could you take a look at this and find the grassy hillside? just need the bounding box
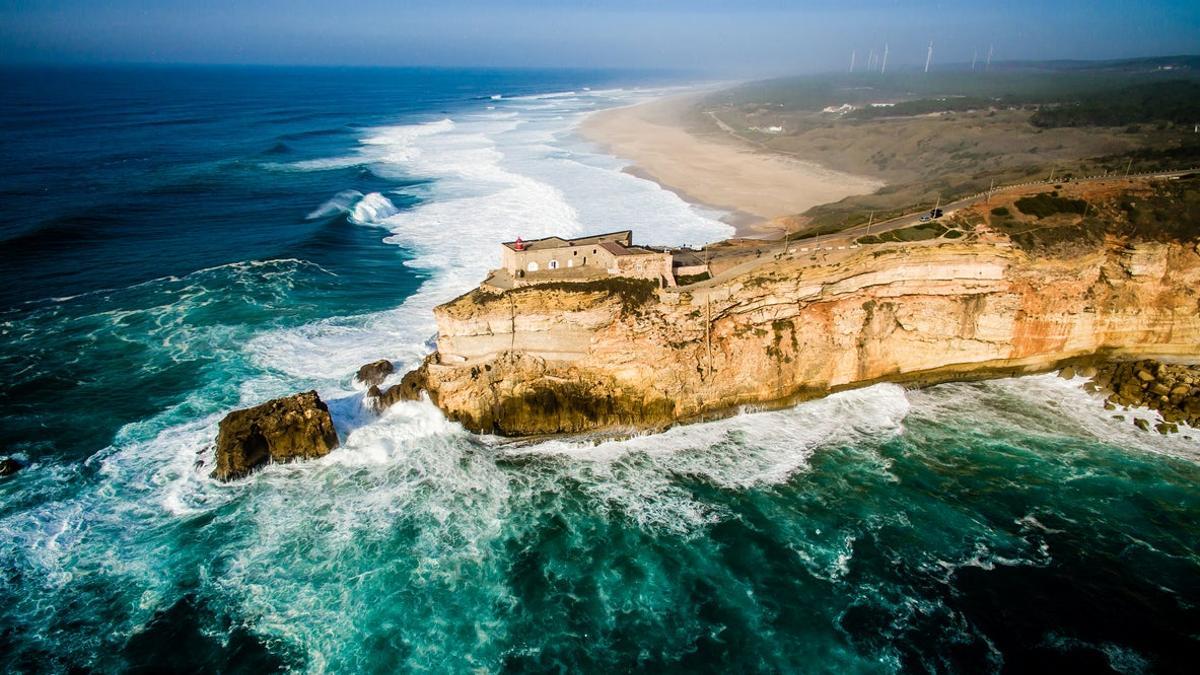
[694,57,1200,232]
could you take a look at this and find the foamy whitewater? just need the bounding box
[2,68,1198,673]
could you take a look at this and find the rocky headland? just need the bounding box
[393,178,1200,436]
[207,177,1200,474]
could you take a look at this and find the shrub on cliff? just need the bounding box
[511,277,660,313]
[1014,192,1088,219]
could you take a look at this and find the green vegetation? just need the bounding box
[674,271,711,286]
[697,57,1200,235]
[471,277,660,313]
[848,96,1005,120]
[1031,81,1200,128]
[992,177,1200,256]
[990,206,1010,217]
[1014,192,1089,218]
[524,278,660,313]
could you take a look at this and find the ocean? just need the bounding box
[1,65,1197,673]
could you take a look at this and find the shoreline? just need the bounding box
[579,91,884,238]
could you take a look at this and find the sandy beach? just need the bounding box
[580,93,883,236]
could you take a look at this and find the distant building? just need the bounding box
[821,103,855,115]
[499,230,675,286]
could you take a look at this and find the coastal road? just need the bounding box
[685,167,1198,288]
[789,168,1199,248]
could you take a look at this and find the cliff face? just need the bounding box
[400,228,1200,436]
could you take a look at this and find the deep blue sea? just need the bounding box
[1,66,1198,673]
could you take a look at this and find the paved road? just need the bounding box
[787,168,1198,249]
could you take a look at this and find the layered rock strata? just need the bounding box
[401,232,1200,436]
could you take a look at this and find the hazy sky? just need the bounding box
[2,1,1198,74]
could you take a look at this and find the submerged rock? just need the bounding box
[211,391,339,481]
[355,359,394,387]
[0,456,22,477]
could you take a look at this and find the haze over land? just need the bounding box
[2,0,1199,72]
[4,0,1200,672]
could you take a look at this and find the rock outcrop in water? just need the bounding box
[1086,360,1200,433]
[355,359,394,387]
[211,391,340,481]
[398,180,1200,436]
[0,456,22,477]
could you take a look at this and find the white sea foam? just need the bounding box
[244,85,730,411]
[350,192,399,223]
[306,189,363,219]
[13,82,1194,670]
[908,374,1200,462]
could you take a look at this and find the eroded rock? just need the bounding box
[211,391,339,481]
[0,457,22,477]
[355,359,394,387]
[400,228,1200,437]
[1086,360,1200,433]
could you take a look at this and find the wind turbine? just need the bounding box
[972,48,978,71]
[986,44,994,71]
[850,50,856,73]
[925,41,934,73]
[881,43,889,74]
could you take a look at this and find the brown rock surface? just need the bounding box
[355,359,394,387]
[1088,360,1200,433]
[211,391,340,481]
[393,190,1200,437]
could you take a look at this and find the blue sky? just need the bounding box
[1,1,1197,73]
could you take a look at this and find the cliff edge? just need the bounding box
[399,177,1200,436]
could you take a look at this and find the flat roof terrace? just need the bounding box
[502,230,632,251]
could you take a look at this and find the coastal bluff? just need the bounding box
[397,185,1200,437]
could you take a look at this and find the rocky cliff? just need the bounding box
[399,181,1200,436]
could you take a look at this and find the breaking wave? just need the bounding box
[5,76,1199,673]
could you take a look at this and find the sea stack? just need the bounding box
[211,391,340,481]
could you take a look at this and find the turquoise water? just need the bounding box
[1,67,1198,673]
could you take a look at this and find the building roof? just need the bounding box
[670,249,705,266]
[598,241,656,257]
[502,229,632,252]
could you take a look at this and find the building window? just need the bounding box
[527,262,538,272]
[548,260,559,270]
[567,259,574,268]
[573,250,578,256]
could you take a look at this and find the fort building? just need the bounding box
[499,230,677,287]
